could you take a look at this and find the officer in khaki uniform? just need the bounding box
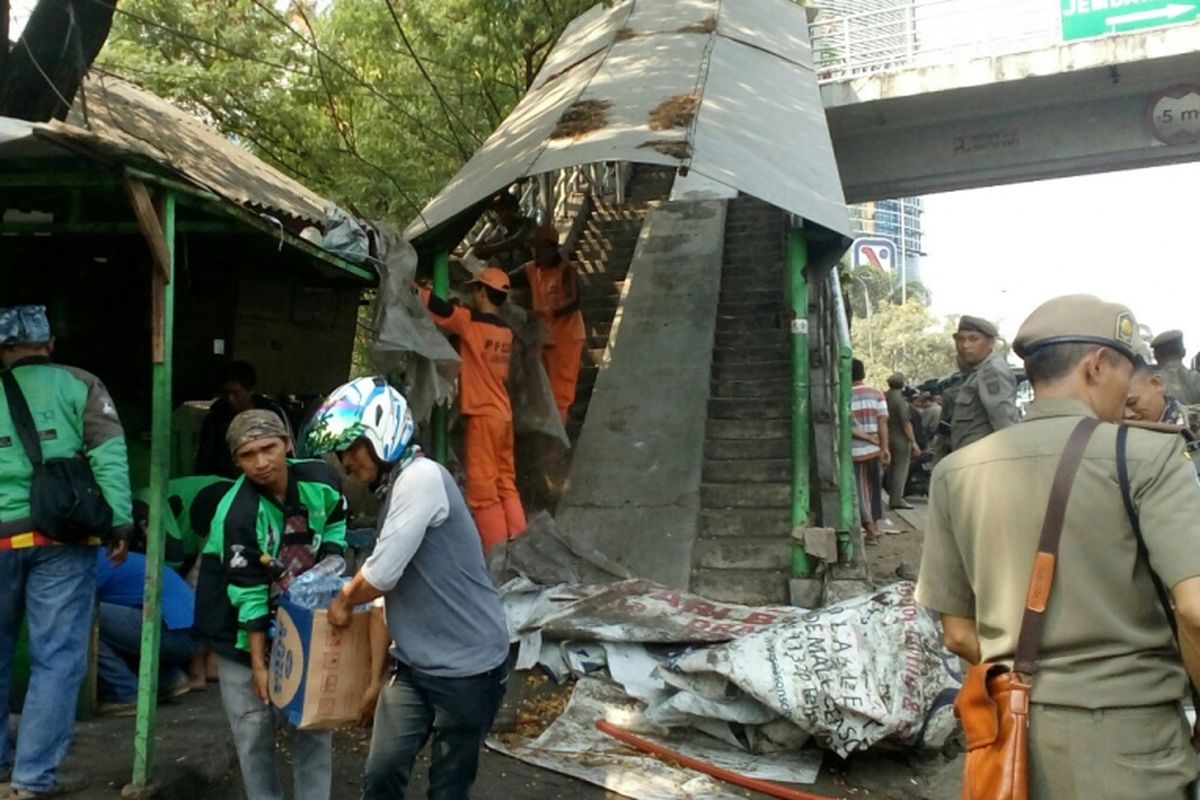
[1152,329,1200,405]
[918,295,1200,800]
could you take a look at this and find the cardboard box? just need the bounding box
[269,597,372,730]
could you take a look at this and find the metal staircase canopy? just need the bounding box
[404,0,852,270]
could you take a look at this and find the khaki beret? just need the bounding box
[1151,329,1184,349]
[957,315,998,338]
[1013,294,1141,361]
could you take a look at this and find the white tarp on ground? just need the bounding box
[488,678,823,799]
[500,578,962,760]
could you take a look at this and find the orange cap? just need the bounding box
[469,267,511,293]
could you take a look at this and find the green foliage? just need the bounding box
[846,265,930,318]
[97,0,598,224]
[850,300,958,389]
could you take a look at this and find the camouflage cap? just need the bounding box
[226,409,289,456]
[0,305,51,346]
[1151,329,1184,349]
[957,315,998,338]
[1013,294,1142,362]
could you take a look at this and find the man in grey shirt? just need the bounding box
[307,377,509,800]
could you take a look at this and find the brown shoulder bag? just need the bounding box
[954,417,1099,800]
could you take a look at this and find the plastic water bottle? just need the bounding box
[285,556,348,610]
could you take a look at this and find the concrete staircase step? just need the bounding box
[711,359,789,381]
[715,300,787,318]
[719,288,782,304]
[704,438,791,460]
[707,397,788,420]
[689,568,790,605]
[692,537,793,570]
[701,482,790,509]
[710,377,791,398]
[715,313,787,333]
[699,508,792,538]
[711,345,789,366]
[702,457,791,483]
[715,329,788,349]
[705,417,789,440]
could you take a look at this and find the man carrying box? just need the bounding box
[194,410,348,800]
[303,377,509,800]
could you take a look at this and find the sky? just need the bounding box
[920,161,1200,355]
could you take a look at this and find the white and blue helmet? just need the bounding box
[302,376,413,463]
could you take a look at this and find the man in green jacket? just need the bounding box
[0,305,133,799]
[194,410,347,800]
[133,475,233,577]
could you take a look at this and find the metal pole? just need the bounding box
[132,190,175,787]
[829,268,857,563]
[431,248,450,464]
[788,229,810,578]
[899,202,908,305]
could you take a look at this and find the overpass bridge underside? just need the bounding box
[822,24,1200,202]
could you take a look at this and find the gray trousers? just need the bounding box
[216,657,332,800]
[886,440,911,507]
[1028,702,1198,799]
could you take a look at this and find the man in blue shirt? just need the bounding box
[95,550,199,714]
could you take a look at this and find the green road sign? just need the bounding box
[1061,1,1200,41]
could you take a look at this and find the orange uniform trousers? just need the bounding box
[464,414,526,552]
[543,328,585,425]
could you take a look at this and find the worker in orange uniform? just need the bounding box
[419,268,527,551]
[509,225,586,425]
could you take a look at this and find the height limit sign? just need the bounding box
[1148,85,1200,145]
[1061,1,1200,41]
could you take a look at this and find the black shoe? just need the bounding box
[890,501,915,510]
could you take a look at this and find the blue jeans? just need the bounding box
[363,660,507,800]
[97,602,198,703]
[0,546,97,793]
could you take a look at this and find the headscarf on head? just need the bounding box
[226,409,289,456]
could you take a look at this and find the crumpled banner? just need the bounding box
[500,579,962,758]
[665,582,962,757]
[487,678,823,800]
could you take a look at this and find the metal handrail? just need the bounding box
[811,0,1062,82]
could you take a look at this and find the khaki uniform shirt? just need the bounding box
[885,389,912,451]
[917,397,1200,708]
[949,351,1019,451]
[1158,361,1200,405]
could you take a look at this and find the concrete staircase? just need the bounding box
[690,196,794,605]
[567,166,676,441]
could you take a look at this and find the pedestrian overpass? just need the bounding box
[810,0,1200,202]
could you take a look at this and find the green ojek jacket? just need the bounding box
[0,357,133,540]
[195,459,347,657]
[133,475,234,573]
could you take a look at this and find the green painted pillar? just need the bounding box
[431,249,450,464]
[132,191,175,787]
[787,229,811,578]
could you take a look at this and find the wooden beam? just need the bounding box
[123,177,171,283]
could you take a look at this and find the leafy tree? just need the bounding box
[846,264,930,319]
[851,299,958,388]
[95,0,597,223]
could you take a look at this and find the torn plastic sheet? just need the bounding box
[666,582,962,757]
[368,226,459,425]
[487,678,823,799]
[500,578,961,758]
[508,578,805,644]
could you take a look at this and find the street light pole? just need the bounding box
[855,275,874,359]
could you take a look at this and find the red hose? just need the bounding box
[594,719,846,800]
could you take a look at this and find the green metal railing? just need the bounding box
[829,267,856,561]
[787,229,811,578]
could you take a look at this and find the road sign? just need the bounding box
[851,237,895,272]
[1061,1,1200,42]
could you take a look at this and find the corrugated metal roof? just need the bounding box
[404,0,851,255]
[1,74,331,229]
